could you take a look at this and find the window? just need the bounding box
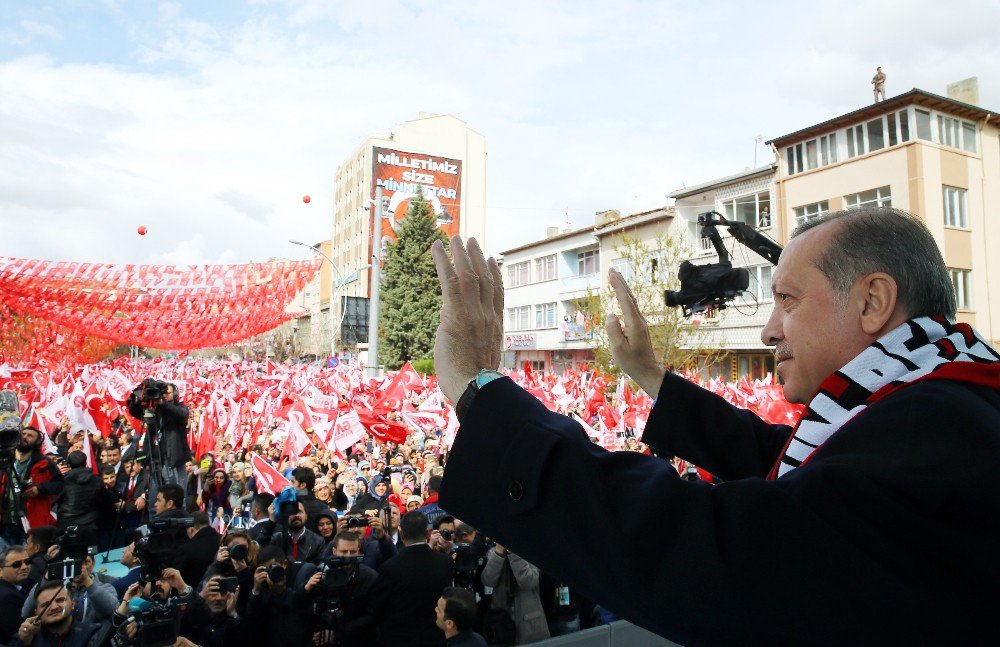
[898,110,910,142]
[962,122,978,153]
[577,250,600,275]
[938,115,962,149]
[534,255,557,282]
[793,200,829,226]
[507,262,530,287]
[507,306,531,330]
[611,257,633,282]
[915,109,932,141]
[943,186,968,228]
[887,112,897,146]
[534,303,556,329]
[845,186,891,209]
[787,134,837,175]
[741,265,773,303]
[722,191,770,227]
[866,118,885,152]
[738,353,775,381]
[846,125,865,158]
[949,269,972,310]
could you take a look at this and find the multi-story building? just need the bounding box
[331,113,487,362]
[667,86,1000,379]
[668,166,780,381]
[769,88,999,348]
[499,222,603,372]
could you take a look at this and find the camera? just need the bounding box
[439,530,454,541]
[344,516,369,529]
[317,555,363,594]
[452,543,482,591]
[116,595,186,647]
[0,391,22,465]
[218,576,239,594]
[266,563,286,583]
[274,486,299,518]
[227,542,249,562]
[134,379,168,406]
[46,525,91,581]
[134,517,195,583]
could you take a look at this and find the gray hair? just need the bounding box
[0,545,28,565]
[791,206,956,320]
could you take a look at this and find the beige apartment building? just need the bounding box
[769,88,999,349]
[328,113,487,359]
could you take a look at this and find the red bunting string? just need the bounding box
[0,256,321,362]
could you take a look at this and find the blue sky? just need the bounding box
[2,0,997,265]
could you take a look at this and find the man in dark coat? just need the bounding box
[430,213,1000,645]
[290,467,333,532]
[174,511,220,587]
[369,511,453,646]
[56,451,104,547]
[127,381,190,489]
[0,545,32,641]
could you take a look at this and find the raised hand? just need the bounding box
[430,237,504,404]
[606,269,665,398]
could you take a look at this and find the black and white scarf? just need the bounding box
[769,316,999,480]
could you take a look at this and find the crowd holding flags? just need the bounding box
[0,356,803,463]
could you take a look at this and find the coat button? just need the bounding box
[508,480,524,501]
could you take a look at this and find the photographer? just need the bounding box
[11,426,64,534]
[12,580,113,647]
[21,550,118,627]
[299,531,378,647]
[111,568,216,647]
[126,380,190,489]
[481,546,549,644]
[151,484,189,544]
[199,528,258,613]
[245,545,312,646]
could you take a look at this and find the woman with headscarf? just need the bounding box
[349,474,388,514]
[202,467,232,519]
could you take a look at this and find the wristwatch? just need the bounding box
[455,369,503,423]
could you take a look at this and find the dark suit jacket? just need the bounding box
[174,525,221,588]
[439,375,1000,646]
[0,580,26,642]
[369,543,453,646]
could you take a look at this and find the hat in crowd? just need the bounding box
[212,467,227,477]
[358,460,370,469]
[232,462,246,472]
[315,509,337,524]
[315,477,333,490]
[407,495,423,506]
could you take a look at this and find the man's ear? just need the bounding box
[854,272,900,336]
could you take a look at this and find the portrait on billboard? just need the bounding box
[371,147,463,246]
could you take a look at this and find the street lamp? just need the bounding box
[289,239,369,358]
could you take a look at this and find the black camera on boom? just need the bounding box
[664,211,783,316]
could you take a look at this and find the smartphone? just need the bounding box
[218,577,239,594]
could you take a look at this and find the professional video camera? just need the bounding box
[115,594,188,647]
[274,485,299,517]
[132,379,169,408]
[313,554,365,642]
[47,525,91,581]
[452,542,482,591]
[664,211,783,316]
[133,516,195,583]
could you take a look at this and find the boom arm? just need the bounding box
[700,211,782,266]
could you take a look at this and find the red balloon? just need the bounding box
[302,195,311,204]
[137,226,148,236]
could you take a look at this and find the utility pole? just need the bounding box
[367,185,383,378]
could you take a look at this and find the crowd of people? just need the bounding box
[0,368,656,646]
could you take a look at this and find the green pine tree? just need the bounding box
[378,187,449,370]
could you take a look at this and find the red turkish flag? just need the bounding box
[250,452,289,495]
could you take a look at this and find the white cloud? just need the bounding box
[0,0,997,267]
[20,20,61,40]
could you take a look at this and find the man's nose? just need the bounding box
[761,306,783,346]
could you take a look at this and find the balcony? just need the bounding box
[560,273,600,299]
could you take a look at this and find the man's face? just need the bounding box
[19,428,39,451]
[202,580,228,614]
[106,448,121,465]
[154,491,170,514]
[164,385,175,401]
[435,597,450,632]
[102,472,117,488]
[288,504,307,530]
[35,587,72,626]
[761,224,872,404]
[333,539,360,558]
[1,550,30,585]
[120,542,139,567]
[387,506,400,532]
